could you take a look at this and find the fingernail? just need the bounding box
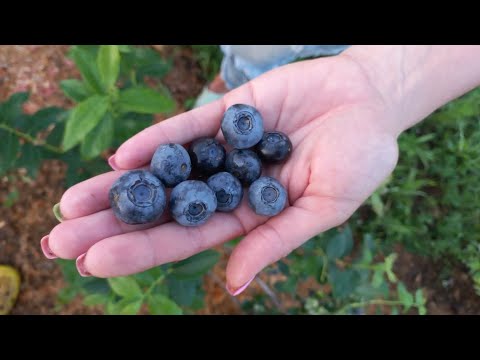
[40,235,58,259]
[226,276,255,296]
[52,203,64,222]
[76,253,91,277]
[108,155,120,171]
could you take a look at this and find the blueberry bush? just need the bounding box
[1,45,478,314]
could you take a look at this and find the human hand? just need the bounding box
[42,51,407,295]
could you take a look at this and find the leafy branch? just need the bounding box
[0,123,63,154]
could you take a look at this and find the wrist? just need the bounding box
[342,45,480,134]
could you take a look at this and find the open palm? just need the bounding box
[45,54,400,293]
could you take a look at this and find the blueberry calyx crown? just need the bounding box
[261,186,279,203]
[127,177,159,207]
[216,189,232,205]
[267,133,282,143]
[234,111,254,134]
[185,201,208,222]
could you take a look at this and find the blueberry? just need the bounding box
[109,170,167,224]
[221,104,264,149]
[170,180,217,227]
[225,149,262,186]
[207,172,243,212]
[150,143,192,187]
[248,176,287,216]
[189,137,226,175]
[255,131,292,163]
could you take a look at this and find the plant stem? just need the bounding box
[143,268,172,298]
[144,275,166,298]
[0,123,64,154]
[315,248,329,282]
[254,277,287,314]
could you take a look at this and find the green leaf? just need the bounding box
[119,298,143,315]
[371,269,384,288]
[62,95,109,151]
[118,86,175,114]
[326,226,354,259]
[80,112,114,160]
[415,289,426,306]
[83,278,110,295]
[171,250,220,280]
[60,79,90,102]
[97,45,120,90]
[105,297,142,315]
[83,293,109,306]
[120,46,171,81]
[106,299,117,315]
[274,276,297,294]
[114,112,153,146]
[19,107,67,136]
[17,143,43,178]
[166,277,201,307]
[57,259,95,287]
[354,283,386,299]
[118,45,132,53]
[147,294,182,315]
[0,92,29,126]
[328,265,361,299]
[418,305,427,315]
[278,261,290,276]
[384,254,398,283]
[397,282,414,312]
[57,287,81,305]
[61,152,111,187]
[361,234,376,264]
[69,46,104,93]
[0,130,19,175]
[370,192,384,217]
[134,267,164,288]
[108,276,142,299]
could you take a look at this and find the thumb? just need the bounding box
[225,196,353,295]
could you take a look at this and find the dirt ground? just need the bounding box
[1,45,479,315]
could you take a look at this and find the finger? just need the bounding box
[113,100,226,170]
[76,202,262,278]
[47,208,170,259]
[59,170,132,220]
[225,196,358,294]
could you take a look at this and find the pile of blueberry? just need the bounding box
[109,104,292,227]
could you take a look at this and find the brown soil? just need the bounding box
[1,45,479,315]
[393,246,480,315]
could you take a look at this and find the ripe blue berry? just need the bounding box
[221,104,264,149]
[225,149,262,186]
[207,172,243,212]
[189,137,226,175]
[248,176,287,216]
[256,131,292,163]
[109,170,167,224]
[170,180,217,227]
[150,144,191,187]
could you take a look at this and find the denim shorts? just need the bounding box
[220,45,350,89]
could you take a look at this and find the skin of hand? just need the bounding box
[42,45,480,295]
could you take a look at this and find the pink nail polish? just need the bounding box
[108,155,120,171]
[76,253,91,277]
[226,276,255,296]
[40,235,58,259]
